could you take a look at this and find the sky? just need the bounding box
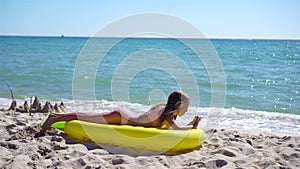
[0,0,299,39]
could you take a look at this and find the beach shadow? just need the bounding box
[57,130,201,157]
[59,132,103,151]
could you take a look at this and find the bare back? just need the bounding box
[133,104,166,127]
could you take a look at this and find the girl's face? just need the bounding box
[178,101,190,116]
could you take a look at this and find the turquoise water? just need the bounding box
[0,36,299,114]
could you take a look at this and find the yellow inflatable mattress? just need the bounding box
[64,120,205,154]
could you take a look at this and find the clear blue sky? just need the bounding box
[1,0,299,39]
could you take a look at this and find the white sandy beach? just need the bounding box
[0,103,300,169]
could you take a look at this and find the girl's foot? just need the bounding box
[40,112,56,133]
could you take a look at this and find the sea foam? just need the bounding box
[1,97,299,135]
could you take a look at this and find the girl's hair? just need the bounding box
[158,91,190,125]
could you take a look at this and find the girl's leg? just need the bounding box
[41,112,79,133]
[76,108,138,125]
[41,109,138,133]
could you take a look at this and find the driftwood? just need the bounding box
[7,82,15,101]
[6,82,16,114]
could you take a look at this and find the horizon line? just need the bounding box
[1,34,300,41]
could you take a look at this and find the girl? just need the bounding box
[41,91,201,133]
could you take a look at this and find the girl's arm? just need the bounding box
[166,116,201,130]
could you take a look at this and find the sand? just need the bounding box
[1,108,300,169]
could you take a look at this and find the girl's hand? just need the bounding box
[188,116,201,128]
[193,116,201,128]
[188,116,198,125]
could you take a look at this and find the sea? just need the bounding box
[0,36,299,134]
